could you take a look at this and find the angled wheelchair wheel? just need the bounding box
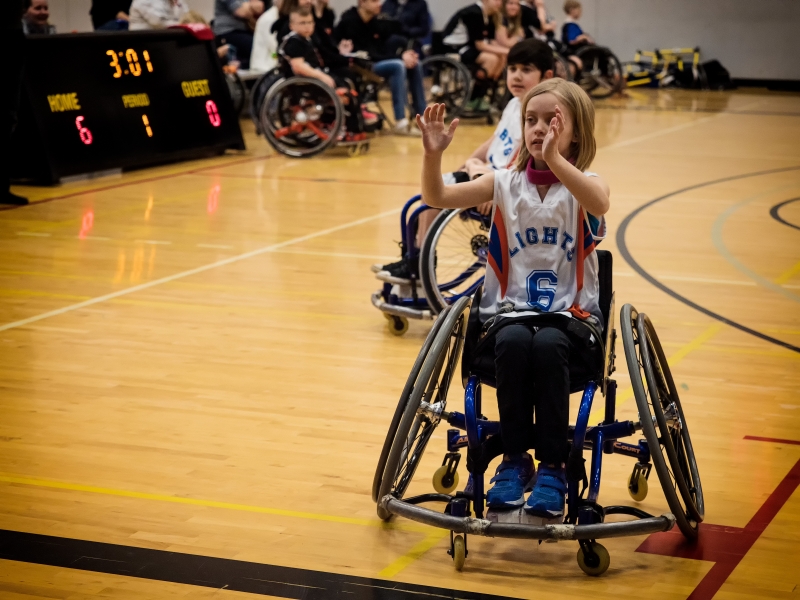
[621,304,704,539]
[576,46,624,99]
[553,52,573,82]
[260,77,343,158]
[225,71,246,116]
[375,297,471,520]
[250,69,284,133]
[420,208,489,315]
[421,56,473,121]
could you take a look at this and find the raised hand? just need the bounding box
[416,104,459,155]
[542,104,565,164]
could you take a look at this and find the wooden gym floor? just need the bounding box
[1,88,799,599]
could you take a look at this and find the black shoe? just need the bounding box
[380,257,411,279]
[2,191,29,205]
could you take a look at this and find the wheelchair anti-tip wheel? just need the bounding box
[621,304,704,539]
[421,56,473,121]
[260,77,344,158]
[387,315,409,336]
[373,297,470,520]
[576,46,624,99]
[420,209,489,315]
[577,542,610,576]
[451,534,466,571]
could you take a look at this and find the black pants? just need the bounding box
[493,323,600,465]
[218,30,254,69]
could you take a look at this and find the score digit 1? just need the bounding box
[206,100,221,127]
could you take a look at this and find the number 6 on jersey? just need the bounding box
[527,270,558,310]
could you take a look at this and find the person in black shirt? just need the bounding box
[312,0,334,36]
[90,0,132,29]
[442,0,508,97]
[2,0,28,204]
[380,0,431,44]
[334,0,426,135]
[280,8,365,139]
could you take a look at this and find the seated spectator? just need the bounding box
[213,0,265,69]
[442,0,507,111]
[334,0,426,136]
[380,0,431,45]
[496,0,525,48]
[561,0,592,48]
[273,0,344,64]
[251,0,281,71]
[22,0,55,34]
[520,0,556,40]
[129,0,189,30]
[312,0,335,36]
[279,7,365,140]
[90,0,132,30]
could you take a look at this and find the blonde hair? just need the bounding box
[563,0,581,14]
[503,0,522,39]
[514,78,596,173]
[180,10,209,25]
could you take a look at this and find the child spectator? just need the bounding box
[416,78,609,517]
[129,0,189,30]
[279,7,365,141]
[334,0,427,136]
[496,0,525,48]
[22,0,55,34]
[213,0,265,69]
[374,39,554,279]
[251,0,281,71]
[561,0,592,48]
[441,0,507,112]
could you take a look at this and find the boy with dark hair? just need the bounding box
[373,38,555,279]
[280,7,365,141]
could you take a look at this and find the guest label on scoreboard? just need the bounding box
[181,79,211,98]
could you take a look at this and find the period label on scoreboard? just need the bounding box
[13,30,244,184]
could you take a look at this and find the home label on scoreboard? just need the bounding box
[12,29,245,185]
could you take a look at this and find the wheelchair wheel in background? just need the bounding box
[420,208,489,315]
[225,71,246,116]
[375,296,471,520]
[250,70,283,134]
[260,77,343,158]
[421,56,473,121]
[621,304,704,539]
[575,46,624,98]
[553,52,573,81]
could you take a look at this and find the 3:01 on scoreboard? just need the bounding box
[106,48,154,77]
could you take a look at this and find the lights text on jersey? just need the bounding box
[122,93,150,108]
[182,79,211,98]
[205,100,221,127]
[75,116,93,144]
[48,93,81,112]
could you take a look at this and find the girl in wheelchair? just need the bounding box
[416,78,609,517]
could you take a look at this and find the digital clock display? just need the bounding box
[12,30,244,184]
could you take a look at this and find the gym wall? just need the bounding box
[51,0,800,81]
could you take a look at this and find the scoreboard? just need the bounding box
[12,29,245,184]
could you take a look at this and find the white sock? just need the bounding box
[395,118,409,130]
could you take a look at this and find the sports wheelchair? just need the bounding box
[249,62,373,158]
[569,45,625,99]
[372,250,704,575]
[371,196,489,335]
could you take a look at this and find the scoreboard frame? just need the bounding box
[12,29,246,185]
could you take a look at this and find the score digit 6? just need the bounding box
[75,116,93,145]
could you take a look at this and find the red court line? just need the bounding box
[637,436,800,600]
[2,154,274,212]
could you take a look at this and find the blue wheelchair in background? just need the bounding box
[371,195,490,335]
[372,250,704,575]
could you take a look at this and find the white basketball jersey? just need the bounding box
[480,168,607,327]
[486,97,522,170]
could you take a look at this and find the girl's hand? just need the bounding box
[542,104,565,164]
[416,104,459,155]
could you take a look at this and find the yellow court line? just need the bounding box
[378,530,451,579]
[775,260,800,285]
[0,473,429,535]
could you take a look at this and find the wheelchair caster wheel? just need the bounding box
[628,471,649,502]
[387,316,409,336]
[577,542,610,576]
[432,464,459,495]
[451,535,466,571]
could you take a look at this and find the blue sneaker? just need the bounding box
[486,455,535,508]
[525,465,567,517]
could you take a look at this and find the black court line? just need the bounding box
[0,529,518,600]
[616,165,800,354]
[769,197,800,231]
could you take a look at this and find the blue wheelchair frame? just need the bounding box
[371,195,488,323]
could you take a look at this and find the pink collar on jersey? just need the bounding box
[525,157,574,185]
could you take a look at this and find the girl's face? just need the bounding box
[524,92,578,163]
[504,0,520,18]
